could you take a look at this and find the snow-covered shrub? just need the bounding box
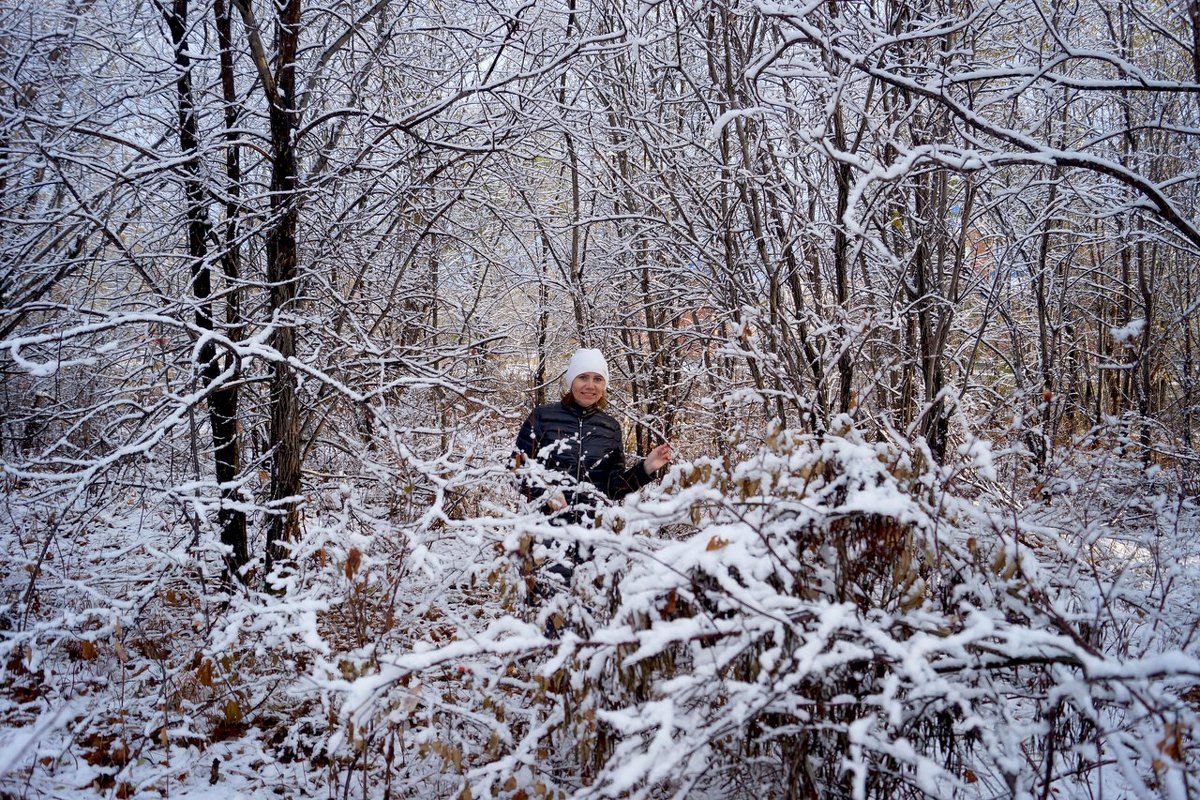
[571,426,1199,799]
[556,424,971,799]
[327,422,1200,800]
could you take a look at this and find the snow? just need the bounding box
[1110,318,1146,344]
[0,701,82,776]
[4,0,1200,797]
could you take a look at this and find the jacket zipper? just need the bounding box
[576,412,584,486]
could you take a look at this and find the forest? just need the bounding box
[2,0,1200,797]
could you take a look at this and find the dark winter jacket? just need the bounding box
[513,398,653,514]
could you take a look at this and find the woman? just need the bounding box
[513,348,673,522]
[514,349,673,614]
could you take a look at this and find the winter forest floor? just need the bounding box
[3,420,1200,799]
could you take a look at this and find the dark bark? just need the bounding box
[830,107,854,416]
[231,0,304,575]
[265,0,304,575]
[912,172,949,462]
[705,6,769,421]
[1192,0,1200,84]
[161,0,248,576]
[535,258,549,408]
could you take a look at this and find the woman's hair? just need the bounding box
[562,391,607,409]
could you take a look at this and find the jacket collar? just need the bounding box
[561,397,600,418]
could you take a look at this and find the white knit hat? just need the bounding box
[563,348,609,390]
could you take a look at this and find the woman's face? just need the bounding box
[570,372,606,408]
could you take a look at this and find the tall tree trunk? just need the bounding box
[212,0,248,570]
[1182,268,1196,452]
[560,0,589,338]
[705,5,769,420]
[912,171,949,461]
[162,0,248,576]
[535,246,550,407]
[830,106,854,416]
[1135,236,1155,455]
[266,0,303,575]
[233,0,304,575]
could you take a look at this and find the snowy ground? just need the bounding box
[4,431,1200,798]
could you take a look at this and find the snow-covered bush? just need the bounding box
[325,422,1200,799]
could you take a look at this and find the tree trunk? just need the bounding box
[162,0,248,577]
[232,0,304,575]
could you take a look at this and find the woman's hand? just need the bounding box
[546,491,567,512]
[644,442,674,473]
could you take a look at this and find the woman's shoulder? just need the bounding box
[528,400,574,426]
[585,407,622,432]
[533,399,569,415]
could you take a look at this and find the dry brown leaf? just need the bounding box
[345,548,362,580]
